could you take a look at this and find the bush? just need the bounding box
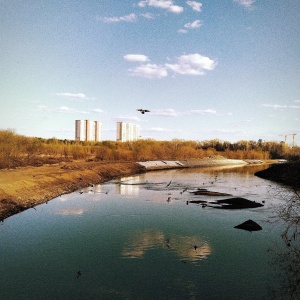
[0,129,298,169]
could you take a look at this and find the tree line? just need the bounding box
[0,129,299,169]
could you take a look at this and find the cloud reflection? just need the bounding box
[55,208,85,216]
[122,229,212,263]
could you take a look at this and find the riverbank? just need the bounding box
[0,158,274,221]
[0,161,144,221]
[255,160,300,188]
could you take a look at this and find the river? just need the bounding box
[0,165,297,299]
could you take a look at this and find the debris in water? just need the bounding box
[212,197,264,209]
[190,189,231,196]
[234,219,262,232]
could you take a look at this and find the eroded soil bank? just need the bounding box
[0,158,289,221]
[0,161,145,221]
[255,160,300,188]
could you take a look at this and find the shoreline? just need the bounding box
[0,161,144,221]
[0,158,273,221]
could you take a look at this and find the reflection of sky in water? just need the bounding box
[122,229,212,263]
[0,164,290,300]
[0,165,291,299]
[58,164,288,217]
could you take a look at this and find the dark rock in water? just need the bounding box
[234,219,262,232]
[189,200,208,204]
[190,189,231,196]
[211,197,264,209]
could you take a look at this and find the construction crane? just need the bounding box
[279,133,297,147]
[291,133,297,148]
[279,134,288,144]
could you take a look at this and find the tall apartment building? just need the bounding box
[75,120,102,142]
[116,122,140,142]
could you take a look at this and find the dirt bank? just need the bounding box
[0,160,145,221]
[0,158,273,221]
[255,160,300,188]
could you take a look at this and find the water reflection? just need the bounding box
[55,208,85,216]
[270,244,300,300]
[117,176,141,196]
[1,165,292,299]
[269,188,300,299]
[122,229,212,263]
[179,164,270,175]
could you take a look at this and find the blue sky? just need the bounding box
[1,0,299,144]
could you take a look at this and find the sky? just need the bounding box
[1,0,300,144]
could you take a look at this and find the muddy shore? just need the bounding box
[0,161,144,221]
[0,158,281,221]
[255,160,300,188]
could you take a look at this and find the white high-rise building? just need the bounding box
[116,122,139,142]
[75,120,102,142]
[93,120,102,142]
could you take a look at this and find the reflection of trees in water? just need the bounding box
[269,188,300,300]
[122,229,212,263]
[270,244,300,299]
[276,189,300,246]
[179,164,269,175]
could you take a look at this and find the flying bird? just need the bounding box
[166,180,172,187]
[137,109,150,114]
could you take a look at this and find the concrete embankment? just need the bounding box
[138,158,248,171]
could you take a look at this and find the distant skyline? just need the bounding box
[1,0,299,144]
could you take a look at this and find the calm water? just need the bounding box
[0,165,295,299]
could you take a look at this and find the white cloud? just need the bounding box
[55,93,88,100]
[294,100,300,103]
[39,105,89,114]
[93,108,105,113]
[124,54,150,62]
[141,12,155,19]
[233,0,255,9]
[138,0,184,14]
[189,109,216,114]
[184,19,202,29]
[129,63,168,79]
[263,104,300,109]
[112,116,141,122]
[100,13,137,23]
[142,108,217,116]
[263,104,287,109]
[125,53,216,78]
[178,29,188,34]
[186,1,202,12]
[151,109,180,116]
[165,53,216,75]
[168,4,184,13]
